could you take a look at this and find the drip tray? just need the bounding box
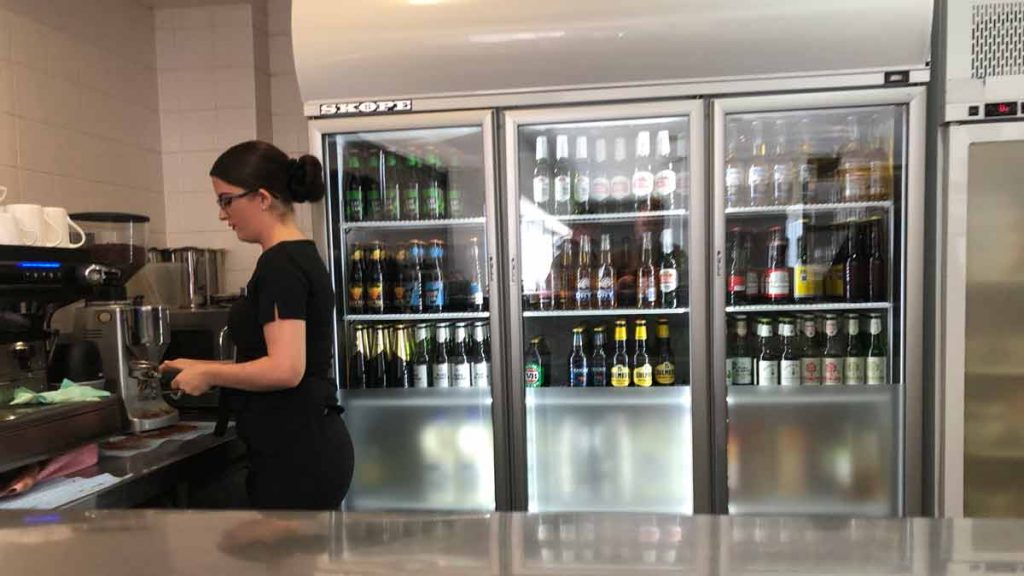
[0,397,123,474]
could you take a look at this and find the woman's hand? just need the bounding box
[160,359,216,396]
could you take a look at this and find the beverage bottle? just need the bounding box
[392,245,409,312]
[728,316,753,386]
[362,324,377,385]
[424,240,446,312]
[533,136,552,212]
[538,236,556,311]
[364,147,383,220]
[422,151,446,219]
[632,131,655,212]
[838,115,869,203]
[569,327,589,387]
[754,319,779,386]
[868,220,886,302]
[744,232,761,304]
[596,233,617,309]
[822,314,845,385]
[348,244,366,314]
[866,313,887,385]
[725,125,747,208]
[450,323,472,388]
[843,221,868,302]
[620,236,638,309]
[654,318,676,386]
[349,325,367,389]
[345,147,365,222]
[844,314,866,385]
[557,237,576,310]
[525,336,545,388]
[371,324,389,388]
[447,156,464,219]
[771,120,795,206]
[764,226,790,303]
[468,236,485,312]
[553,134,573,216]
[590,326,609,387]
[631,320,653,387]
[726,227,747,305]
[637,231,658,308]
[575,234,594,310]
[798,311,823,383]
[748,120,771,207]
[367,242,385,314]
[432,323,451,388]
[572,135,590,214]
[383,150,402,220]
[610,320,631,387]
[480,320,491,359]
[590,138,610,213]
[796,118,818,204]
[827,225,848,301]
[471,322,490,388]
[653,130,677,212]
[867,114,892,201]
[675,132,691,209]
[658,228,679,308]
[412,323,431,388]
[401,154,421,220]
[779,318,801,386]
[610,136,631,213]
[792,233,819,303]
[407,240,425,313]
[392,325,413,388]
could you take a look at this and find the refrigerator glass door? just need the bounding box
[713,88,925,516]
[315,111,504,511]
[505,101,706,513]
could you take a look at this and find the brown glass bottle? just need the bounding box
[575,234,594,309]
[557,237,576,310]
[843,221,868,302]
[596,233,617,309]
[868,220,886,302]
[727,227,747,305]
[764,226,790,304]
[637,231,658,308]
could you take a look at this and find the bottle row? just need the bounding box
[525,319,685,388]
[727,313,889,387]
[724,114,895,208]
[533,515,688,566]
[348,238,486,314]
[348,321,491,390]
[525,229,687,311]
[530,129,690,215]
[344,144,470,223]
[727,218,886,305]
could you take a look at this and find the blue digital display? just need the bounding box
[23,513,62,525]
[17,261,61,269]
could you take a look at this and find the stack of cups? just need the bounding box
[0,186,86,247]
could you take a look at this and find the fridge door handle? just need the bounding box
[715,249,723,277]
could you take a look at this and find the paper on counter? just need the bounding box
[99,421,218,458]
[0,473,124,510]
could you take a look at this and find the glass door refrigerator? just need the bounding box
[310,110,508,511]
[503,100,708,514]
[711,88,926,516]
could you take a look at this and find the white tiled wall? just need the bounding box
[0,0,165,240]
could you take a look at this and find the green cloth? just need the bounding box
[10,380,111,405]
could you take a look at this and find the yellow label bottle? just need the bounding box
[632,320,652,387]
[654,319,676,385]
[610,320,630,387]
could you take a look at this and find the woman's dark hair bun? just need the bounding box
[287,155,326,204]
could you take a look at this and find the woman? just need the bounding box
[161,140,354,510]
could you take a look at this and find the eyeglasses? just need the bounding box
[216,189,257,209]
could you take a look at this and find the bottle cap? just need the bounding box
[614,137,627,162]
[656,130,672,157]
[574,135,588,159]
[556,135,569,159]
[594,138,607,163]
[535,136,549,161]
[635,131,651,157]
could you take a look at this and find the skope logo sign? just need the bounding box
[318,100,413,116]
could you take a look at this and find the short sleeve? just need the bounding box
[256,251,310,326]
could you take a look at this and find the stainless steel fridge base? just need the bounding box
[345,312,491,322]
[523,308,689,318]
[343,217,486,230]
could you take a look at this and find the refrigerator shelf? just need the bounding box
[724,201,892,216]
[725,302,891,314]
[343,217,487,230]
[727,384,897,407]
[345,311,490,322]
[522,208,688,224]
[523,307,689,318]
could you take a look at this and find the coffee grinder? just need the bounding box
[71,213,179,433]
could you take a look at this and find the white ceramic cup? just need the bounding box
[0,213,22,245]
[5,204,56,247]
[42,206,85,248]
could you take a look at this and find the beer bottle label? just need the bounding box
[780,360,801,386]
[451,363,472,388]
[757,360,779,386]
[659,268,678,294]
[574,175,590,203]
[793,265,814,299]
[554,175,571,202]
[425,185,444,216]
[533,175,550,203]
[733,357,753,385]
[867,356,886,386]
[407,281,422,307]
[575,277,592,307]
[766,268,790,298]
[592,366,607,387]
[801,357,822,385]
[654,169,677,198]
[749,165,769,187]
[610,175,631,201]
[448,188,463,217]
[725,167,743,188]
[773,164,793,186]
[472,361,490,388]
[633,364,653,387]
[347,190,364,220]
[392,284,406,307]
[412,364,430,388]
[725,358,735,385]
[597,276,615,305]
[433,363,451,388]
[402,187,419,218]
[470,282,483,306]
[640,279,657,306]
[746,271,761,296]
[424,280,444,308]
[844,356,866,385]
[728,274,747,294]
[591,177,610,202]
[525,362,543,387]
[632,171,654,199]
[823,357,844,385]
[570,367,588,387]
[843,172,867,201]
[348,285,363,307]
[655,362,675,385]
[368,282,383,305]
[610,364,630,387]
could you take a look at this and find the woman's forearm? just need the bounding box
[204,357,302,392]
